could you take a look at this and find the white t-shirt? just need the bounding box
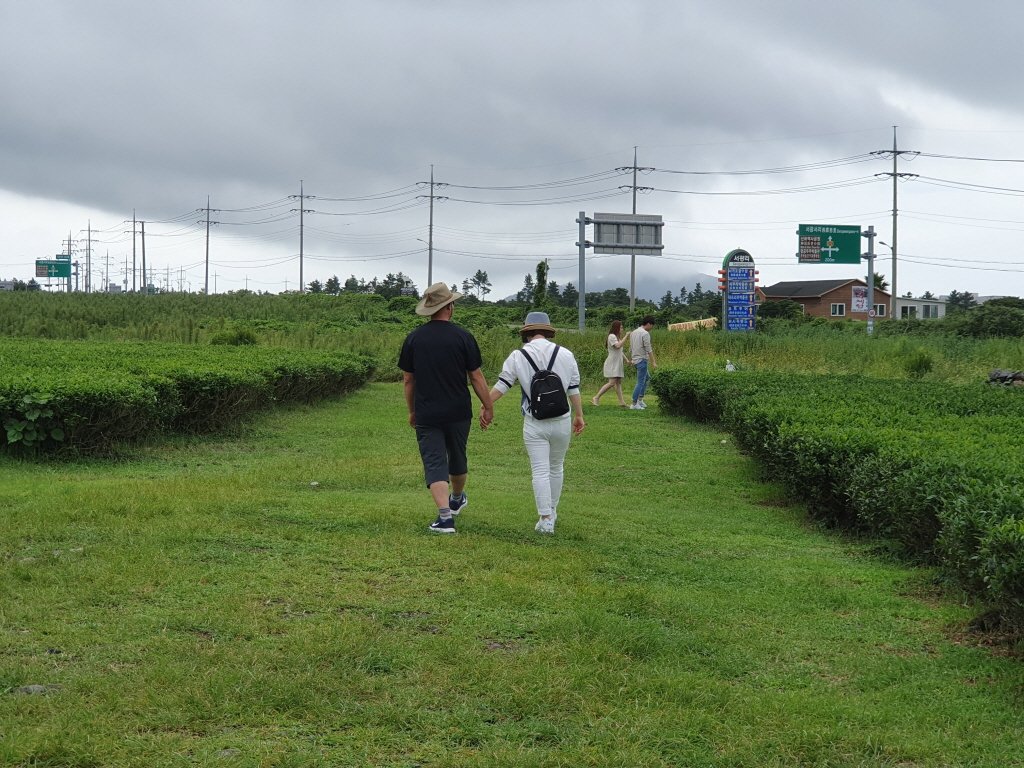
[494,337,581,417]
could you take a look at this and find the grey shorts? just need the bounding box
[415,420,471,487]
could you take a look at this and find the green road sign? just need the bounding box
[36,260,71,278]
[797,224,861,264]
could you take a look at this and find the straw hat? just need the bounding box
[520,311,556,335]
[415,282,463,316]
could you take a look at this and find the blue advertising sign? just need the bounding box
[719,249,757,333]
[727,292,754,305]
[726,318,755,331]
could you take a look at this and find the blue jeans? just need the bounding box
[632,360,649,403]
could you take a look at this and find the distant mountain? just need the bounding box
[582,271,718,303]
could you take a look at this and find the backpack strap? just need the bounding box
[518,347,540,373]
[546,345,560,369]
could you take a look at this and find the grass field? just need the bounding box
[2,383,1022,767]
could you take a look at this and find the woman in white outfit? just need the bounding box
[487,312,585,534]
[591,319,628,407]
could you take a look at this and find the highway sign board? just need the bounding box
[797,224,861,264]
[36,260,71,278]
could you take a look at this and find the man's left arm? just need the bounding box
[402,372,416,427]
[468,368,493,429]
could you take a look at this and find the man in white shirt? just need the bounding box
[628,316,657,410]
[487,312,585,534]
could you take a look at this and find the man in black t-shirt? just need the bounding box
[398,282,493,533]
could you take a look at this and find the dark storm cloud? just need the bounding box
[2,1,1023,296]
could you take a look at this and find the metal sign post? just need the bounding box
[862,225,876,335]
[577,212,666,333]
[576,212,588,332]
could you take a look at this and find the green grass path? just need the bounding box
[1,383,1022,767]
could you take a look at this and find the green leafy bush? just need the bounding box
[209,326,259,345]
[652,366,1024,624]
[0,339,375,454]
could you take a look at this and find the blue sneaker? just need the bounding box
[428,516,456,534]
[449,493,467,515]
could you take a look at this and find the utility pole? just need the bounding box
[290,181,314,293]
[872,126,918,319]
[80,220,94,293]
[198,197,218,295]
[417,166,448,287]
[140,221,147,294]
[62,231,76,293]
[617,147,654,312]
[131,210,137,291]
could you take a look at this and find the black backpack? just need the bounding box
[519,345,570,420]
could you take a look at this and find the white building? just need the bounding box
[895,296,947,320]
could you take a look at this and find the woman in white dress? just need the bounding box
[591,320,628,407]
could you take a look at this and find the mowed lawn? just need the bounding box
[1,382,1022,767]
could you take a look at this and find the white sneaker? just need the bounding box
[630,403,641,410]
[535,514,556,534]
[638,400,648,409]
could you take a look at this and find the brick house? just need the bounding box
[760,279,891,320]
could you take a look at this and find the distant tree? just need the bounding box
[946,289,978,313]
[546,280,560,302]
[922,290,935,300]
[903,291,913,298]
[560,282,579,308]
[377,272,417,299]
[517,273,535,304]
[461,278,472,294]
[757,299,804,320]
[533,261,549,307]
[687,282,707,305]
[325,275,342,295]
[307,280,324,294]
[343,275,361,293]
[659,291,675,310]
[584,287,630,307]
[956,302,1024,338]
[468,269,491,300]
[985,296,1024,311]
[677,287,689,305]
[873,273,889,291]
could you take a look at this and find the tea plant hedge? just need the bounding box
[652,367,1024,623]
[0,338,375,454]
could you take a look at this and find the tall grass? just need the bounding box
[3,292,1022,384]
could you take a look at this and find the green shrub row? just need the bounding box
[651,367,1024,624]
[0,339,375,454]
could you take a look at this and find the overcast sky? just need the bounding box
[3,0,1024,301]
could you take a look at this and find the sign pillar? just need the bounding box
[862,225,876,336]
[576,211,589,332]
[720,249,758,332]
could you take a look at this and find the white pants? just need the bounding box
[522,413,571,518]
